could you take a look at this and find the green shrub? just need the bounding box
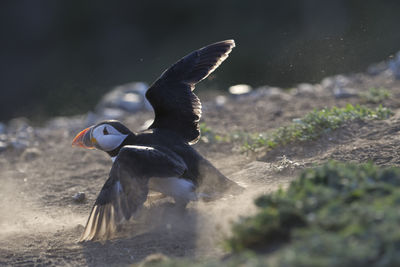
[226,161,400,266]
[359,87,391,103]
[200,104,392,153]
[242,104,392,151]
[142,161,400,266]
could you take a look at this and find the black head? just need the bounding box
[72,120,135,157]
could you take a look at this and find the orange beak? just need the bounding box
[72,126,95,149]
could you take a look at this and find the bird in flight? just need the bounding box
[72,40,241,242]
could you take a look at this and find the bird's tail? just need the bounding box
[196,158,244,201]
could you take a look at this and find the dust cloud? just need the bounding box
[0,163,84,238]
[0,144,290,264]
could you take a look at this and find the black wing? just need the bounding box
[79,145,187,242]
[146,40,235,144]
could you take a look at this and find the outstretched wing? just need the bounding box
[146,40,235,144]
[79,145,187,242]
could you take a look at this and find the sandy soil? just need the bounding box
[1,72,400,266]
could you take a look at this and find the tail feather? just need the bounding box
[196,157,244,200]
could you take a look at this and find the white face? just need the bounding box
[92,124,128,151]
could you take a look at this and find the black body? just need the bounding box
[109,127,236,191]
[78,40,239,241]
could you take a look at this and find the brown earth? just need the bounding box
[1,72,400,266]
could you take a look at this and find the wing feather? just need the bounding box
[79,145,187,242]
[146,40,235,144]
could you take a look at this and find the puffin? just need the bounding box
[72,39,241,242]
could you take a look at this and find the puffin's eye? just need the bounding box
[103,127,109,135]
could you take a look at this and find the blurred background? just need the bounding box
[1,0,400,122]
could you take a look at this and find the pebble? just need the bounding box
[139,253,169,266]
[229,84,252,95]
[4,117,38,151]
[8,117,30,133]
[20,147,42,161]
[0,122,6,134]
[367,51,400,79]
[215,95,227,107]
[0,141,8,152]
[0,134,7,142]
[292,83,319,96]
[256,86,282,97]
[367,62,388,75]
[321,75,358,98]
[120,92,142,110]
[96,82,150,115]
[388,51,400,79]
[250,86,292,101]
[10,138,30,150]
[72,192,86,203]
[333,87,358,98]
[322,75,350,90]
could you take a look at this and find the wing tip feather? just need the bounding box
[216,39,235,48]
[78,204,119,242]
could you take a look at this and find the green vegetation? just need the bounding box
[359,87,391,103]
[139,253,266,267]
[200,104,393,152]
[226,161,400,266]
[143,161,400,266]
[200,123,223,143]
[199,122,244,145]
[243,104,392,152]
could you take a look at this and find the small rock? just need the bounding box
[321,77,334,90]
[334,75,350,88]
[333,87,358,98]
[7,117,36,150]
[215,95,227,107]
[252,86,292,101]
[256,86,282,97]
[8,117,30,133]
[74,224,85,232]
[139,253,169,267]
[322,75,358,98]
[120,92,142,110]
[321,75,349,91]
[0,141,7,152]
[72,192,86,203]
[96,82,150,115]
[272,155,304,173]
[0,122,6,134]
[367,61,388,75]
[273,109,282,117]
[294,83,325,96]
[20,147,42,161]
[388,51,400,79]
[229,84,252,95]
[295,83,315,96]
[10,138,30,150]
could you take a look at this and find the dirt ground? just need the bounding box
[1,71,400,266]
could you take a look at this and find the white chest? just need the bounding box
[148,177,197,202]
